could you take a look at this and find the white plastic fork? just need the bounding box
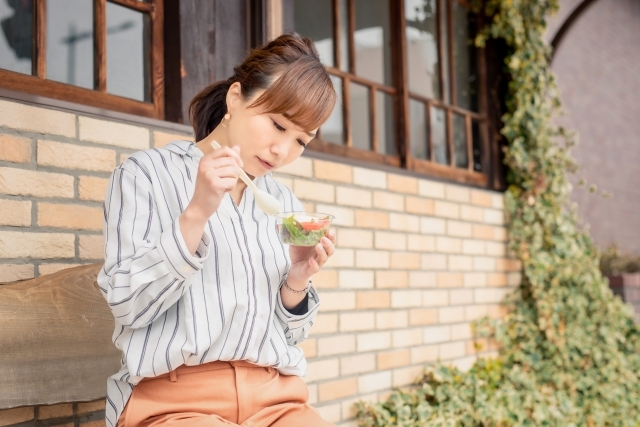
[210,140,283,216]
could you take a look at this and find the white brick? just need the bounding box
[357,331,391,352]
[0,100,75,137]
[306,359,340,383]
[294,179,335,203]
[408,271,437,288]
[79,117,150,149]
[492,194,505,209]
[392,328,423,347]
[275,157,313,177]
[338,270,375,289]
[421,254,447,270]
[423,325,451,344]
[421,290,449,307]
[341,354,377,376]
[473,256,496,271]
[484,208,505,225]
[340,312,376,332]
[420,217,446,235]
[462,239,485,255]
[316,204,354,227]
[336,186,372,207]
[444,184,470,203]
[391,290,422,308]
[320,291,356,311]
[448,255,474,271]
[325,248,354,268]
[355,250,390,269]
[389,213,420,232]
[358,371,392,393]
[392,366,424,388]
[353,167,387,189]
[449,289,473,305]
[418,180,445,198]
[451,323,472,340]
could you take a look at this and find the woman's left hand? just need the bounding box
[287,230,336,287]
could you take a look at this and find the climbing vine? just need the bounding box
[356,0,640,425]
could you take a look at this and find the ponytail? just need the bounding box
[189,79,233,142]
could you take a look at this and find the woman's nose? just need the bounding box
[270,139,289,159]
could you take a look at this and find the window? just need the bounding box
[293,0,488,185]
[0,0,163,118]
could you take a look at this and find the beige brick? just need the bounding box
[389,213,420,232]
[373,191,404,212]
[387,174,417,194]
[38,403,73,419]
[153,131,193,148]
[465,305,489,321]
[421,254,447,270]
[79,176,109,201]
[119,153,130,164]
[0,100,75,137]
[356,291,390,309]
[508,272,522,286]
[0,264,34,282]
[439,341,466,360]
[79,234,104,259]
[408,271,437,288]
[473,224,494,240]
[338,269,374,289]
[0,231,74,259]
[355,250,389,269]
[462,239,485,255]
[439,306,465,323]
[357,331,391,352]
[496,258,521,272]
[446,220,473,238]
[38,140,115,172]
[460,205,484,222]
[392,328,423,347]
[474,256,497,271]
[340,353,376,376]
[437,272,464,288]
[38,203,102,231]
[450,289,474,305]
[340,312,375,332]
[376,310,408,329]
[0,167,74,198]
[448,255,474,271]
[420,217,446,235]
[417,180,444,199]
[488,304,509,318]
[0,199,31,226]
[493,226,508,241]
[353,167,386,189]
[79,117,149,149]
[470,189,493,207]
[492,194,505,209]
[315,404,342,422]
[405,196,434,215]
[311,314,339,334]
[411,345,439,364]
[314,269,338,288]
[336,228,372,249]
[454,356,478,371]
[319,291,356,311]
[409,308,438,326]
[474,288,508,304]
[422,290,449,307]
[377,349,410,370]
[434,200,460,219]
[316,204,354,227]
[77,399,106,414]
[313,159,352,183]
[423,325,451,344]
[451,323,472,340]
[306,359,340,383]
[374,231,406,251]
[392,365,424,388]
[324,248,354,268]
[407,234,435,252]
[0,134,31,163]
[487,273,508,287]
[317,334,356,356]
[375,271,408,289]
[294,179,335,203]
[358,371,392,393]
[436,236,462,254]
[355,210,389,229]
[391,290,422,308]
[336,186,371,208]
[484,208,505,225]
[0,407,34,426]
[390,252,420,270]
[445,185,470,203]
[38,263,82,276]
[486,242,506,257]
[298,338,316,358]
[318,378,358,402]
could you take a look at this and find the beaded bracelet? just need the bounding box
[283,279,311,294]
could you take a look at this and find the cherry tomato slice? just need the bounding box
[299,220,328,231]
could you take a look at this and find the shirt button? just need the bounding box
[182,265,191,274]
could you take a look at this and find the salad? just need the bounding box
[276,212,334,246]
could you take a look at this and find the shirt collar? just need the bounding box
[163,140,203,160]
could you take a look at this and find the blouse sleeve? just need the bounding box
[96,166,210,329]
[275,279,321,346]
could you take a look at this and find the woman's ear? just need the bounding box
[225,82,243,116]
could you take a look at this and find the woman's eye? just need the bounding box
[272,120,286,132]
[297,140,307,148]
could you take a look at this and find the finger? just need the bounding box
[326,229,336,244]
[209,145,244,168]
[308,257,320,274]
[320,237,335,257]
[210,157,242,170]
[216,177,237,192]
[314,243,328,267]
[209,165,239,180]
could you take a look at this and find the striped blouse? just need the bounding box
[96,140,320,426]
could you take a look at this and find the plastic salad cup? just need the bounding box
[275,212,334,246]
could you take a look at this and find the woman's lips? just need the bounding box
[258,157,274,170]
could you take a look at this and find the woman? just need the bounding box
[97,33,338,427]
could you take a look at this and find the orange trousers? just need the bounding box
[117,360,334,427]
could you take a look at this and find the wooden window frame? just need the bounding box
[302,0,491,187]
[0,0,164,119]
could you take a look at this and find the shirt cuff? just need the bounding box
[275,279,320,324]
[158,217,210,280]
[286,295,309,315]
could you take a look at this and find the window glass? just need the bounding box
[431,106,447,164]
[0,0,32,75]
[321,75,344,145]
[294,0,334,67]
[409,99,428,160]
[350,82,371,150]
[453,113,468,168]
[405,0,440,99]
[354,0,392,86]
[376,91,395,155]
[452,1,478,111]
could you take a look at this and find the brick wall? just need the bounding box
[0,98,518,427]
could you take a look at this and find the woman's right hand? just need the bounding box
[180,145,243,254]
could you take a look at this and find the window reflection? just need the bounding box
[0,0,32,75]
[294,0,334,67]
[431,106,447,164]
[453,113,468,168]
[47,0,93,89]
[409,99,428,160]
[452,1,478,111]
[405,0,440,99]
[321,75,344,145]
[376,91,395,155]
[351,82,371,150]
[354,0,391,85]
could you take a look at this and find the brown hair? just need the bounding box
[189,33,337,141]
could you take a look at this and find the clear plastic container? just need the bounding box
[275,212,334,246]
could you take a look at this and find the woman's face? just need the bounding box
[226,83,318,178]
